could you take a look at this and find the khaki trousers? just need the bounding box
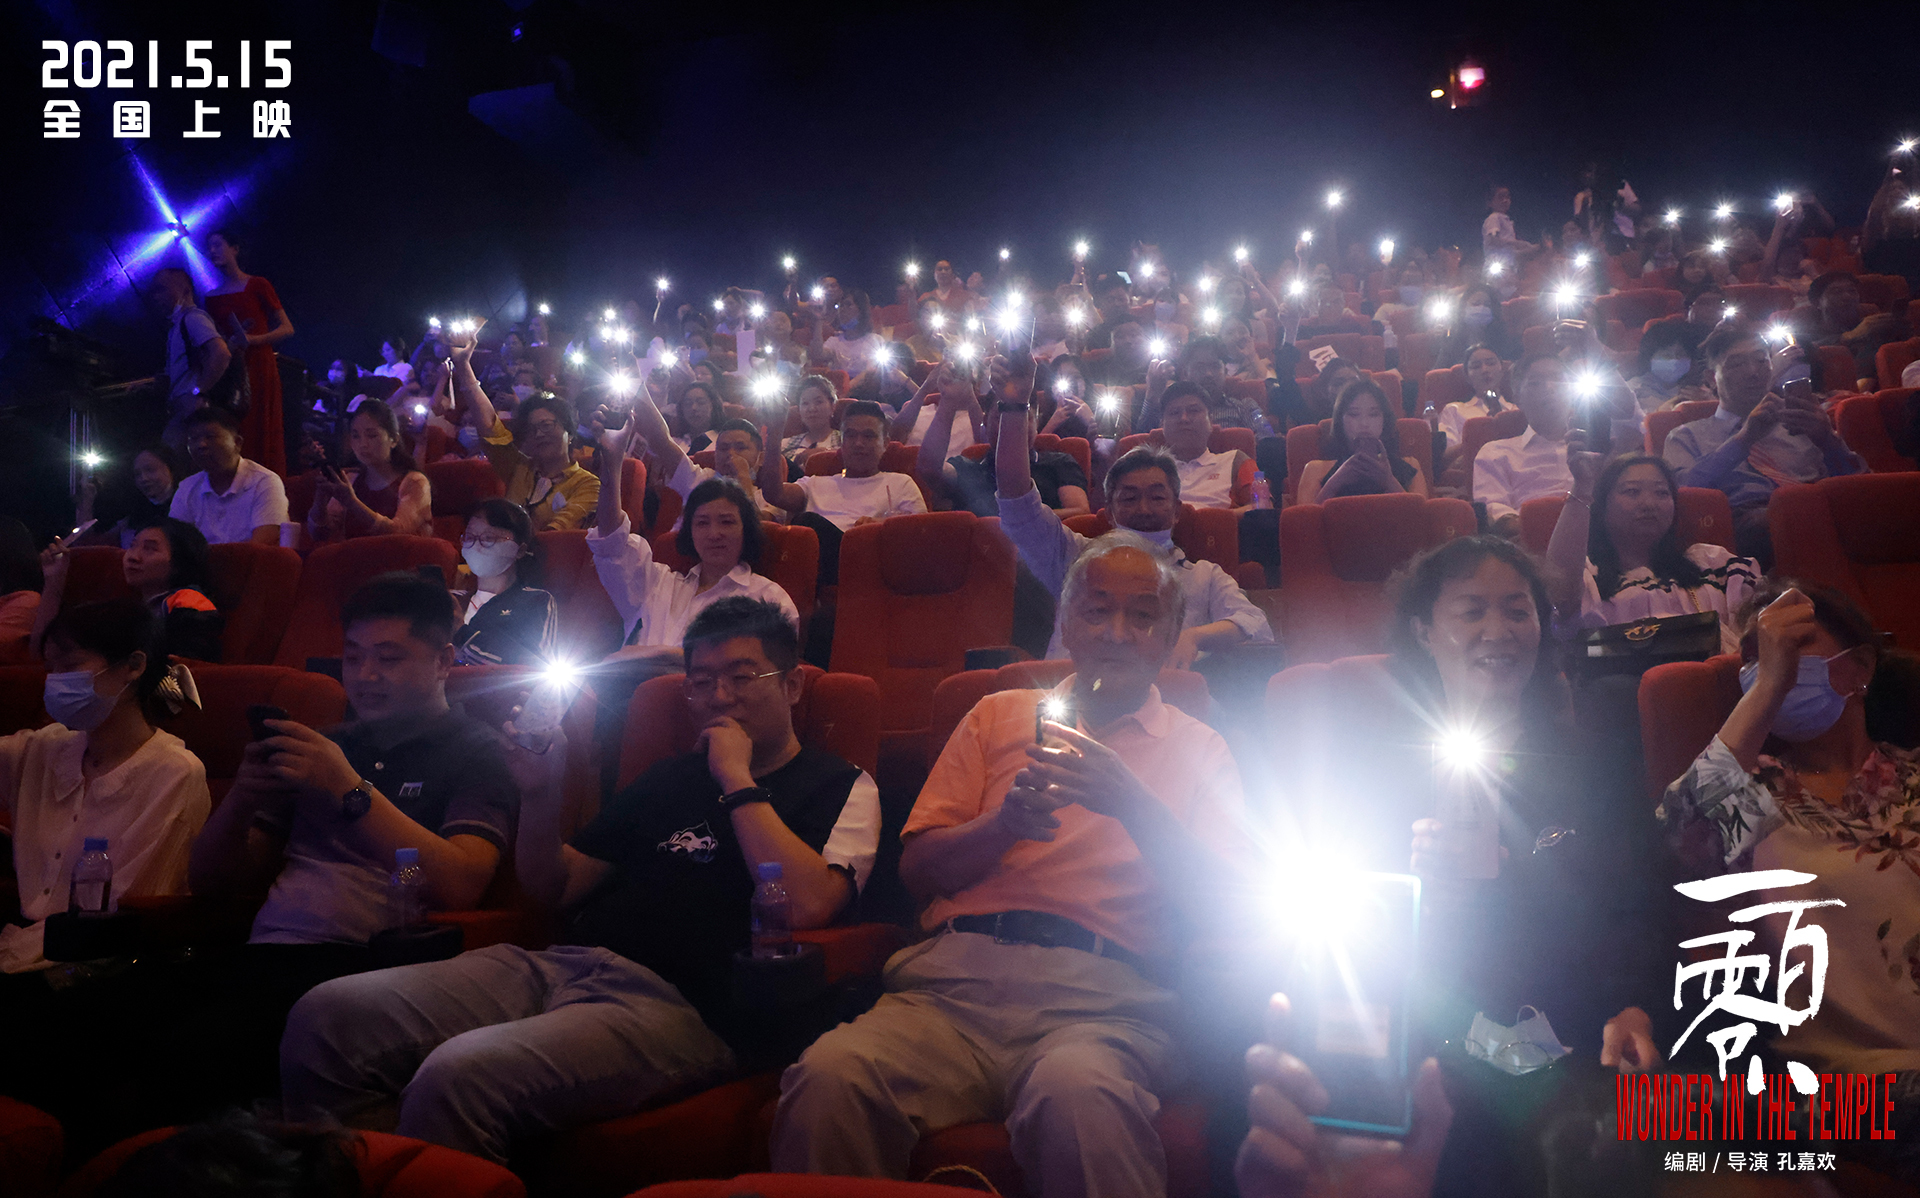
[770,930,1185,1198]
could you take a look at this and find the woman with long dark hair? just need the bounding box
[33,515,224,664]
[1294,377,1428,504]
[813,289,882,376]
[307,399,433,541]
[1546,452,1760,655]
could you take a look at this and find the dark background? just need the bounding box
[6,0,1916,523]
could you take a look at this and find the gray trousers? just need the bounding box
[280,944,735,1164]
[770,931,1185,1198]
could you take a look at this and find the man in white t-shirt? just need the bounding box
[1160,384,1252,511]
[759,401,926,584]
[169,407,289,546]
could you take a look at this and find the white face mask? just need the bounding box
[44,669,124,732]
[1648,357,1690,384]
[1398,286,1425,305]
[1464,306,1494,327]
[512,384,536,402]
[462,540,522,579]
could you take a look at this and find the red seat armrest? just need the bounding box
[794,923,912,985]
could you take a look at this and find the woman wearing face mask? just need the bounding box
[1625,321,1707,410]
[451,498,557,668]
[812,289,883,377]
[0,598,210,976]
[1659,582,1920,1168]
[1547,453,1760,656]
[307,400,433,542]
[72,444,185,550]
[1295,378,1427,504]
[1441,286,1520,365]
[34,516,224,665]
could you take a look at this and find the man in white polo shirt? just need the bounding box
[1160,384,1253,511]
[169,407,289,546]
[757,400,926,584]
[1473,351,1643,538]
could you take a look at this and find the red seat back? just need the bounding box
[1721,283,1795,319]
[1876,338,1920,391]
[206,543,304,664]
[618,665,880,788]
[1815,344,1857,392]
[1300,333,1385,371]
[1460,408,1530,492]
[1031,433,1093,481]
[425,459,506,545]
[1593,289,1681,330]
[1063,505,1240,569]
[1769,474,1920,651]
[531,530,626,664]
[274,536,459,667]
[1278,496,1476,663]
[1834,390,1918,473]
[1644,400,1720,458]
[647,522,821,625]
[1639,655,1744,802]
[1517,487,1736,556]
[1418,365,1472,415]
[830,514,1016,756]
[1117,428,1258,459]
[1857,274,1913,311]
[62,1128,525,1198]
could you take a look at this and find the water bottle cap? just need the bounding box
[395,847,421,866]
[82,837,108,852]
[1252,470,1267,480]
[756,861,783,881]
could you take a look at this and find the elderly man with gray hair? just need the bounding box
[770,529,1251,1198]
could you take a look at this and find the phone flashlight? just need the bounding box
[1287,280,1306,297]
[748,302,766,320]
[413,403,428,416]
[1073,240,1089,260]
[1202,307,1220,326]
[965,316,982,333]
[810,286,824,301]
[1573,251,1591,269]
[930,313,947,330]
[537,302,551,316]
[603,308,616,322]
[782,256,797,272]
[1300,229,1314,243]
[1234,245,1250,262]
[1709,239,1728,254]
[80,450,104,468]
[1148,338,1168,356]
[659,349,680,369]
[1774,193,1793,213]
[1663,210,1681,226]
[1036,694,1071,744]
[1486,260,1506,276]
[905,261,919,279]
[1197,276,1215,293]
[428,315,441,328]
[999,247,1011,261]
[568,350,585,366]
[655,277,670,292]
[1713,204,1732,220]
[1066,307,1085,327]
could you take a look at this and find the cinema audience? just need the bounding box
[1296,377,1428,504]
[1623,319,1707,410]
[451,498,557,668]
[448,329,598,532]
[34,516,224,665]
[306,400,433,542]
[282,598,877,1163]
[146,267,232,453]
[772,532,1248,1196]
[1158,384,1255,509]
[757,400,927,585]
[1662,328,1865,565]
[917,362,1091,520]
[1474,353,1643,538]
[169,408,289,546]
[73,445,184,550]
[778,375,843,470]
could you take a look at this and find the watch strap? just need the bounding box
[719,785,773,811]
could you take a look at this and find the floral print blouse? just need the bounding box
[1659,738,1920,1075]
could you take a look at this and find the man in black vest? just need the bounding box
[279,597,880,1164]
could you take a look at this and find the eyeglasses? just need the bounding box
[460,534,515,549]
[684,667,786,698]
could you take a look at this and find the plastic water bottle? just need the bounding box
[1250,471,1274,511]
[1423,398,1441,431]
[750,862,794,959]
[388,847,426,932]
[69,838,112,916]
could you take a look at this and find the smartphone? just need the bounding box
[599,403,629,430]
[416,563,448,588]
[246,703,289,742]
[1034,694,1073,748]
[1433,755,1501,880]
[1286,872,1422,1137]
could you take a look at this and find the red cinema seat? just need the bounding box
[1301,333,1385,371]
[1032,433,1093,481]
[1397,332,1441,383]
[1644,399,1720,458]
[274,535,459,666]
[61,1128,524,1198]
[1877,338,1920,391]
[59,546,135,606]
[1593,289,1681,331]
[425,458,506,545]
[0,1097,60,1198]
[1834,389,1918,473]
[1279,495,1476,664]
[1857,274,1913,311]
[532,529,626,664]
[1639,655,1744,802]
[1418,365,1473,416]
[1118,428,1258,458]
[54,543,303,665]
[830,513,1016,779]
[1500,295,1540,331]
[1815,345,1858,393]
[1282,421,1434,507]
[618,665,880,786]
[1065,505,1239,571]
[1769,474,1920,650]
[1517,488,1736,556]
[1720,284,1795,319]
[620,457,649,534]
[1460,408,1530,494]
[649,523,822,626]
[908,1090,1212,1198]
[803,444,934,509]
[929,662,1211,763]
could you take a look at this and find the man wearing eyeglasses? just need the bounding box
[280,597,880,1165]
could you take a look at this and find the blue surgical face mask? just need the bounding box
[687,347,709,365]
[44,669,122,732]
[1464,305,1494,327]
[1399,285,1425,305]
[1649,357,1690,384]
[1739,650,1857,743]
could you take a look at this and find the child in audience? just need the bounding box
[452,498,558,668]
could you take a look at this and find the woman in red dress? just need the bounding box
[203,229,294,474]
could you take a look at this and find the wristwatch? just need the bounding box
[339,779,375,822]
[718,785,773,811]
[996,401,1030,413]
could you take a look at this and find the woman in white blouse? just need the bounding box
[811,290,884,377]
[1547,451,1759,655]
[1436,344,1511,454]
[1,598,209,974]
